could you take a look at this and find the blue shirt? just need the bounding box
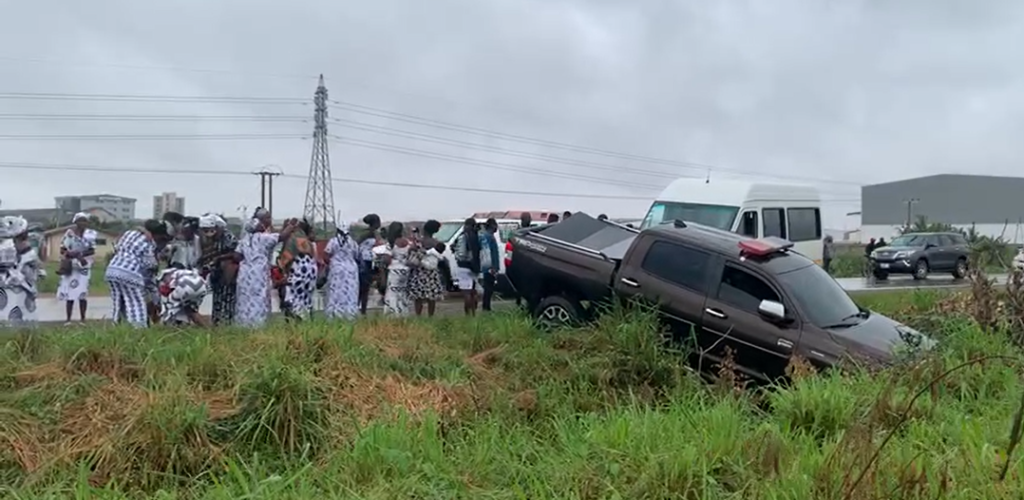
[479,232,499,272]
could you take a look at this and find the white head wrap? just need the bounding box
[0,216,29,239]
[198,214,218,229]
[243,218,262,234]
[72,212,90,223]
[336,220,351,235]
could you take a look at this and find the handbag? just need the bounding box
[57,258,73,276]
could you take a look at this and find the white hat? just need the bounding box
[72,212,90,223]
[336,220,351,234]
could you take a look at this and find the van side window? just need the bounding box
[738,211,758,238]
[763,208,787,239]
[787,208,822,242]
[641,241,711,292]
[717,265,780,312]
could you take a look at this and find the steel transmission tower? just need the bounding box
[303,75,336,233]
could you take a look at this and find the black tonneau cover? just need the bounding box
[535,213,637,260]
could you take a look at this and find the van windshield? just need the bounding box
[641,201,739,230]
[434,222,463,243]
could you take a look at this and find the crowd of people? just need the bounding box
[1,206,578,328]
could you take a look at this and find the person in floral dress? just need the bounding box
[381,222,413,317]
[56,212,97,323]
[323,220,360,319]
[197,214,239,325]
[0,215,41,327]
[407,219,446,317]
[234,209,296,328]
[276,219,317,321]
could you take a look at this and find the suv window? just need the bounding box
[763,208,787,239]
[925,235,943,247]
[787,208,821,242]
[717,265,780,312]
[938,235,955,247]
[641,241,712,292]
[738,211,758,237]
[947,234,967,246]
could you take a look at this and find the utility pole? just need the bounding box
[904,198,920,228]
[253,166,282,216]
[303,74,336,233]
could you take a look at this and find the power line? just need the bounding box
[0,133,308,141]
[0,109,859,196]
[0,161,862,202]
[329,135,664,190]
[0,113,309,122]
[329,100,863,187]
[0,91,308,104]
[0,161,649,200]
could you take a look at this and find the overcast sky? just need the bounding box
[1,0,1022,228]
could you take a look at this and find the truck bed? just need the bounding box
[509,213,639,305]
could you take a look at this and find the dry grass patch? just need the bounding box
[353,321,446,360]
[319,362,470,425]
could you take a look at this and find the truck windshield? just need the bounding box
[434,222,463,243]
[641,201,739,230]
[776,263,862,328]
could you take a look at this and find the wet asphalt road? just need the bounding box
[26,274,1005,324]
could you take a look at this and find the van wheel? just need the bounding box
[913,259,929,280]
[952,258,968,279]
[534,296,584,329]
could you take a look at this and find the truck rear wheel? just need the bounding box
[534,296,584,329]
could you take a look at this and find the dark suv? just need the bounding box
[869,232,969,280]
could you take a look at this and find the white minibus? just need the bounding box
[640,179,824,262]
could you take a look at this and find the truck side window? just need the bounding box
[738,211,758,237]
[717,265,781,312]
[787,208,821,242]
[762,208,786,239]
[640,241,711,292]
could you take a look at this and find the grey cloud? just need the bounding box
[1,0,1022,226]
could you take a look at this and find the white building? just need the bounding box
[153,192,186,219]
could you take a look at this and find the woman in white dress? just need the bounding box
[381,222,413,317]
[57,212,96,324]
[0,216,41,327]
[234,209,296,328]
[323,221,360,319]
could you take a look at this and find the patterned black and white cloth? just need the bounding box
[0,216,40,325]
[158,268,208,325]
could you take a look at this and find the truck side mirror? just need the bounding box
[758,299,787,322]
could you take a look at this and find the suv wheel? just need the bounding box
[952,258,968,279]
[913,259,929,280]
[873,270,889,281]
[534,296,584,329]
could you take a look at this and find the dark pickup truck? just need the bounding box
[506,213,933,381]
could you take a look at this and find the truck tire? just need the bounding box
[534,296,584,329]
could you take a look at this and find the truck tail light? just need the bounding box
[504,240,514,269]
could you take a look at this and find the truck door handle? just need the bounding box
[620,278,639,287]
[704,308,727,319]
[777,339,793,349]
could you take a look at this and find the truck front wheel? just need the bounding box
[534,296,584,329]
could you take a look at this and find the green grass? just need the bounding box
[37,262,109,296]
[2,296,1024,499]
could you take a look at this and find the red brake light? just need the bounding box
[504,240,514,268]
[738,237,794,257]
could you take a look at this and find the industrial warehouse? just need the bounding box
[859,174,1024,243]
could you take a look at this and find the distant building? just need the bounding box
[38,226,120,262]
[0,208,62,226]
[153,192,186,219]
[54,194,136,222]
[861,174,1024,242]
